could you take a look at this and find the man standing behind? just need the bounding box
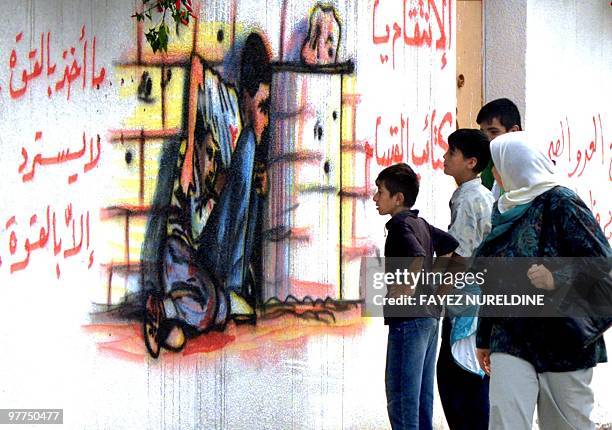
[476,98,522,195]
[438,129,495,430]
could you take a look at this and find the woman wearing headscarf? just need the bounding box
[473,132,611,430]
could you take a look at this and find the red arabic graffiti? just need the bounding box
[588,190,612,241]
[548,114,609,181]
[547,114,611,239]
[365,110,453,170]
[373,0,452,69]
[18,131,101,184]
[6,25,106,101]
[2,204,94,278]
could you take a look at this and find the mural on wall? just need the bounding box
[91,0,458,360]
[102,3,361,359]
[0,0,456,427]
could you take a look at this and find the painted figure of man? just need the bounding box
[145,33,271,354]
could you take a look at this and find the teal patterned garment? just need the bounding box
[475,186,611,372]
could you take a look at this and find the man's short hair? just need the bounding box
[240,33,272,99]
[476,98,522,131]
[448,129,491,173]
[375,163,419,207]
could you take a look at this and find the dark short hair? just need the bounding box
[448,129,491,173]
[476,98,522,131]
[240,33,272,99]
[375,163,419,207]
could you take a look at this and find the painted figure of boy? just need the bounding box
[146,33,271,354]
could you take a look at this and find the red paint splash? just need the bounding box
[182,332,236,356]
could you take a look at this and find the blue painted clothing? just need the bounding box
[197,126,260,292]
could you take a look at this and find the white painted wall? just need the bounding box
[1,0,608,428]
[483,0,528,121]
[0,1,457,429]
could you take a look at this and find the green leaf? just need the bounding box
[151,36,161,53]
[158,24,169,52]
[137,0,187,52]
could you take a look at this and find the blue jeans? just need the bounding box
[386,318,439,430]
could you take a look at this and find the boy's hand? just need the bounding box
[476,348,491,375]
[527,264,555,290]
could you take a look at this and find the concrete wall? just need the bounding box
[483,0,528,121]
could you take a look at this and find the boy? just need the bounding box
[476,98,521,194]
[438,129,495,430]
[373,163,458,430]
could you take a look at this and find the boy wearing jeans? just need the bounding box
[373,163,458,430]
